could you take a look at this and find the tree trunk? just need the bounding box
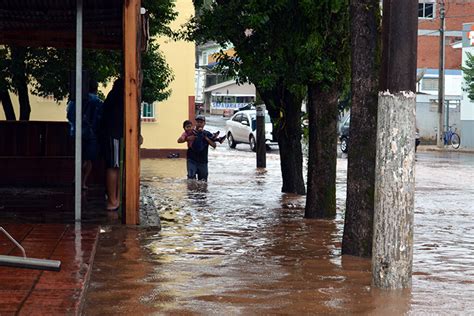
[260,88,306,195]
[342,0,380,258]
[372,92,415,289]
[17,79,31,121]
[372,0,417,289]
[11,47,31,121]
[305,84,339,218]
[278,91,305,195]
[0,86,16,120]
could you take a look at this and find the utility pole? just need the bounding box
[256,104,266,168]
[437,1,446,147]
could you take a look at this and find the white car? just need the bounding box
[225,110,274,151]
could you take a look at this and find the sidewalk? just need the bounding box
[417,144,474,154]
[0,186,117,315]
[0,224,99,315]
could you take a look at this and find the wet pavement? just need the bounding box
[83,146,474,315]
[0,224,99,315]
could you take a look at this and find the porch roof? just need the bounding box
[0,0,123,49]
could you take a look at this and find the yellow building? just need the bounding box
[141,0,195,157]
[0,0,195,157]
[0,94,67,122]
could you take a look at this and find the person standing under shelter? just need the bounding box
[66,79,103,190]
[181,115,216,181]
[100,78,124,211]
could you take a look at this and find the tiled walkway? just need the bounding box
[0,223,99,315]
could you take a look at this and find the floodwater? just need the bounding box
[84,146,474,315]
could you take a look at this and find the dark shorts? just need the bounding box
[104,137,122,168]
[82,138,98,161]
[187,159,208,181]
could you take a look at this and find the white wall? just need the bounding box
[461,46,474,120]
[418,74,462,96]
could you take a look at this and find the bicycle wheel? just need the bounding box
[450,133,461,149]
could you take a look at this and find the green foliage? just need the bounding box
[9,47,30,96]
[298,0,351,91]
[144,0,178,38]
[142,42,174,103]
[462,52,474,102]
[0,47,11,91]
[28,47,121,101]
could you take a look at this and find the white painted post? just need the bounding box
[75,0,83,222]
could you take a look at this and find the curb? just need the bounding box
[418,146,474,154]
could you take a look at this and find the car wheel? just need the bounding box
[227,132,237,148]
[340,137,348,153]
[249,135,256,152]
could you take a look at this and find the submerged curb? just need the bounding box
[417,145,474,154]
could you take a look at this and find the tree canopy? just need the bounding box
[189,0,350,107]
[462,52,474,101]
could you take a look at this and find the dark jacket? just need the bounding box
[66,93,103,140]
[101,79,124,138]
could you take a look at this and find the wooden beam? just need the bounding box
[0,30,122,49]
[123,0,141,225]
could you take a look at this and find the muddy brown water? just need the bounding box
[84,148,474,315]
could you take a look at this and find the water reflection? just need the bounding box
[186,180,209,208]
[86,148,474,314]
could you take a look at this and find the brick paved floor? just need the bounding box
[0,224,99,315]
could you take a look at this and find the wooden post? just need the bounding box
[123,0,141,225]
[372,0,417,289]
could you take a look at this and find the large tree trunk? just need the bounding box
[11,47,31,121]
[372,92,416,289]
[342,0,380,257]
[372,0,417,289]
[17,80,31,121]
[260,88,306,195]
[278,91,305,195]
[0,85,16,120]
[305,84,339,218]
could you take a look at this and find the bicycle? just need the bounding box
[443,126,461,149]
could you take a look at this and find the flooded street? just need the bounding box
[84,147,474,315]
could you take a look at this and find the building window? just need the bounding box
[201,52,208,66]
[421,77,438,91]
[419,1,435,19]
[141,102,155,122]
